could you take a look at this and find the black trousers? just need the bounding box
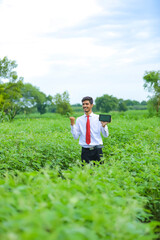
[81,147,103,164]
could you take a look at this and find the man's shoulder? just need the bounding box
[92,113,99,118]
[77,113,99,120]
[76,115,85,121]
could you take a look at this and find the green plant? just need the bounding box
[0,111,159,239]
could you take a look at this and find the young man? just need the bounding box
[70,96,109,163]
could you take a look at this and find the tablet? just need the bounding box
[99,114,111,122]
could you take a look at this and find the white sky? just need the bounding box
[0,0,160,104]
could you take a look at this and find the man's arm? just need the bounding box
[100,121,109,137]
[70,117,80,139]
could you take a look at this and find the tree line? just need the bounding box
[0,56,159,121]
[0,57,72,121]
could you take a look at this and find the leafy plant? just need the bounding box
[0,111,159,239]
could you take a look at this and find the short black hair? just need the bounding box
[81,96,93,104]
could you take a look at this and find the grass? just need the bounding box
[0,110,160,239]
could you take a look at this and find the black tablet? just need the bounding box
[99,114,111,122]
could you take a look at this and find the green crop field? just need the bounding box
[0,111,160,240]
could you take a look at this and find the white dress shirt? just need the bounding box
[71,112,109,148]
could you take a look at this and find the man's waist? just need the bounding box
[82,145,104,150]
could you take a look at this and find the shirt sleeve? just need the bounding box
[100,124,109,138]
[71,120,81,139]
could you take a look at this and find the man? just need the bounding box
[70,96,109,163]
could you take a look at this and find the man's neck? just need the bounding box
[85,111,92,116]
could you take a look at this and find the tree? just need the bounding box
[124,99,140,106]
[143,71,160,113]
[147,96,159,116]
[141,100,147,105]
[118,99,127,112]
[53,91,72,115]
[0,57,23,120]
[132,100,140,105]
[124,99,134,106]
[20,83,52,114]
[0,56,23,83]
[95,94,118,112]
[0,81,23,120]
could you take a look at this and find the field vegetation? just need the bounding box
[0,110,160,239]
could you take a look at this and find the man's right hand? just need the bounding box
[70,117,75,126]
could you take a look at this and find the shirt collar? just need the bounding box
[84,112,94,117]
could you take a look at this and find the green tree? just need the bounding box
[124,99,134,106]
[0,57,23,120]
[143,71,160,113]
[118,99,127,112]
[0,81,23,120]
[95,94,119,112]
[132,100,140,105]
[21,83,52,114]
[45,95,55,113]
[0,56,23,83]
[147,96,159,116]
[141,100,147,105]
[53,91,72,115]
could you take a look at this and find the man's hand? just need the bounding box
[101,121,108,127]
[70,117,75,126]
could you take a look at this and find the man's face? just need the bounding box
[82,100,93,114]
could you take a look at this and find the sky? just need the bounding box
[0,0,160,104]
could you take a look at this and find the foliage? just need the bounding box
[147,96,160,117]
[0,109,9,122]
[0,81,23,120]
[0,57,24,121]
[141,100,147,105]
[118,99,128,111]
[124,99,140,106]
[95,95,147,113]
[143,71,160,113]
[0,56,23,83]
[123,100,147,110]
[0,111,160,239]
[0,166,157,240]
[95,94,118,112]
[143,71,160,94]
[53,91,72,115]
[20,83,53,114]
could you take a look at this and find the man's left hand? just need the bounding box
[101,121,108,127]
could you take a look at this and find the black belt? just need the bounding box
[82,145,104,151]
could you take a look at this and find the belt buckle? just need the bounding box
[89,147,94,150]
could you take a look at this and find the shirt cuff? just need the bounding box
[71,125,75,130]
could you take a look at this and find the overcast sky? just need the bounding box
[0,0,160,104]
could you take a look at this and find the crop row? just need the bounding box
[0,112,160,239]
